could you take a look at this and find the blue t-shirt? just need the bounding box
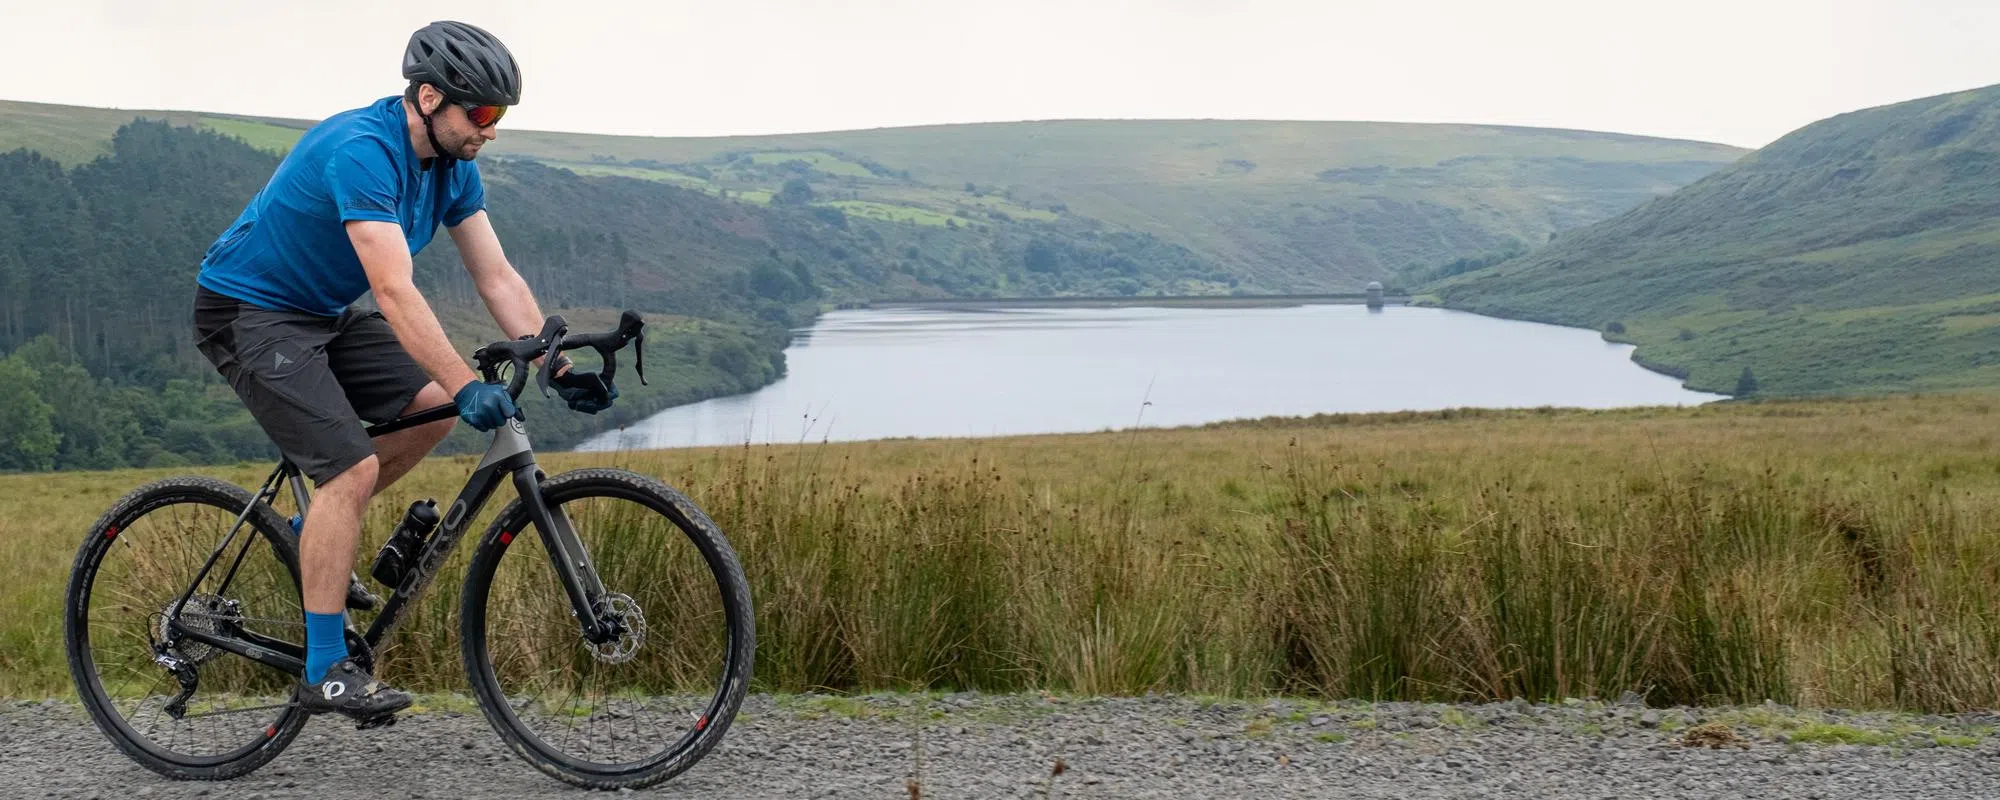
[197,96,486,316]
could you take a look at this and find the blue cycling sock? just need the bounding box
[304,611,348,684]
[290,514,303,536]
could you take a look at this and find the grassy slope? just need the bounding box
[477,120,1748,291]
[1433,84,2000,396]
[0,99,1745,291]
[0,99,209,164]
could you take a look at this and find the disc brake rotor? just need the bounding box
[587,593,646,664]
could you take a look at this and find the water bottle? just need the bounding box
[371,499,440,588]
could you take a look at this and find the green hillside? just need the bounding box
[0,123,804,471]
[1432,84,2000,396]
[489,120,1744,290]
[0,118,1222,472]
[0,99,1745,292]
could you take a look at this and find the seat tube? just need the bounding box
[288,472,312,518]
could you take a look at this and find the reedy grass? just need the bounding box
[7,394,2000,712]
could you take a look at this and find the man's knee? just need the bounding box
[408,382,457,439]
[405,381,452,416]
[325,455,381,496]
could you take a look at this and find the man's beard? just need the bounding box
[444,129,483,160]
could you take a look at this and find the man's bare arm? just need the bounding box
[447,211,571,374]
[347,220,481,393]
[447,211,547,339]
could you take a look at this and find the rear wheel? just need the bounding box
[64,476,309,780]
[460,468,754,789]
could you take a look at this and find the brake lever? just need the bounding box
[542,311,647,400]
[633,332,647,386]
[537,326,567,399]
[605,310,647,387]
[622,310,649,386]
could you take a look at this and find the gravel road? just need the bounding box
[7,693,1999,798]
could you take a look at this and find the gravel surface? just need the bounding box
[8,693,2000,798]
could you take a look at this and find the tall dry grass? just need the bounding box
[7,394,2000,711]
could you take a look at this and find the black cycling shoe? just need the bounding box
[297,658,412,723]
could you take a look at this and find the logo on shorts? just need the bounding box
[274,352,293,369]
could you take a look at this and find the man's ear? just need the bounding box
[418,84,443,115]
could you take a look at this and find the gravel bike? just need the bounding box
[63,312,755,789]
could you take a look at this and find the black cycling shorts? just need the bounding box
[193,286,434,485]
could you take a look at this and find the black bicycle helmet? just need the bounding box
[402,21,521,106]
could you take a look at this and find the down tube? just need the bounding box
[362,448,534,648]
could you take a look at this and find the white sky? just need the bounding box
[3,0,1998,148]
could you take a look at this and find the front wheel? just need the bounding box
[460,468,755,789]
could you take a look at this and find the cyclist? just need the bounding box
[191,20,615,722]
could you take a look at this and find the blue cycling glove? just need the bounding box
[454,380,519,432]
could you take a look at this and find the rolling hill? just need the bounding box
[0,97,1753,472]
[0,98,1746,292]
[1432,84,2000,396]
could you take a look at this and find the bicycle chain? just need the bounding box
[174,608,304,628]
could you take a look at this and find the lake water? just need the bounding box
[578,304,1725,451]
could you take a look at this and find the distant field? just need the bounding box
[553,161,714,188]
[0,99,208,164]
[741,149,876,178]
[193,115,305,155]
[821,199,969,227]
[8,394,2000,714]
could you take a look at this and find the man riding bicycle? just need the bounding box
[192,21,614,722]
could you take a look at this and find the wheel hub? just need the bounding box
[156,593,237,665]
[586,593,646,664]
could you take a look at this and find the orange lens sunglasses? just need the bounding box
[455,101,507,128]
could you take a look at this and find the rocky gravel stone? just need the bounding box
[5,695,2000,798]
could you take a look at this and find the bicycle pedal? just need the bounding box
[355,713,399,731]
[345,575,381,611]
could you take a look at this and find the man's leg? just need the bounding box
[369,381,455,496]
[193,294,410,716]
[296,452,412,719]
[301,455,380,617]
[300,454,378,689]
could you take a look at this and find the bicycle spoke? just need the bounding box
[73,480,304,768]
[470,478,747,778]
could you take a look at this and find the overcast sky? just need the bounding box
[3,0,1998,148]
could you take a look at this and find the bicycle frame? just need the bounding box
[163,405,615,678]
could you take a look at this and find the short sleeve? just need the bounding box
[445,162,487,227]
[324,139,402,224]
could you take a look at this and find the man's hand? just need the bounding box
[551,369,619,414]
[454,380,519,431]
[544,351,617,414]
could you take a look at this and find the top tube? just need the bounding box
[364,404,459,439]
